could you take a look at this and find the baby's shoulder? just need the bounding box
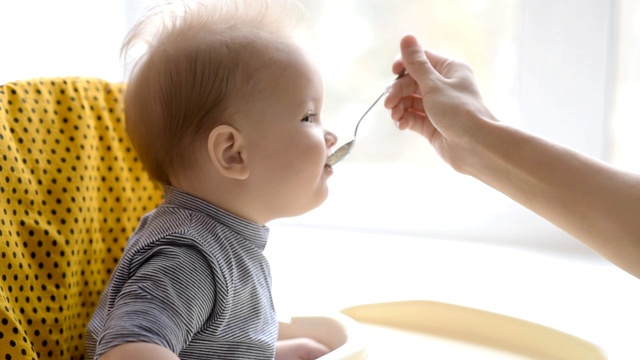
[125,206,231,261]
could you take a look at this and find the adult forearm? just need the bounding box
[464,121,640,277]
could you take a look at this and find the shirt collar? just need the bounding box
[161,186,270,252]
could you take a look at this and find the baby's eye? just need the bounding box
[301,113,316,123]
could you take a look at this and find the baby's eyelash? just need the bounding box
[301,113,317,122]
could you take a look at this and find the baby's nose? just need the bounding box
[325,130,338,148]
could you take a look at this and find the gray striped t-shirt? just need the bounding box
[86,186,277,359]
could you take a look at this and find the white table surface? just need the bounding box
[266,224,640,360]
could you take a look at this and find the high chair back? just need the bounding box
[0,78,163,359]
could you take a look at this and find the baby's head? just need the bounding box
[123,0,337,224]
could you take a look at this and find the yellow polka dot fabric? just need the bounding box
[0,78,163,359]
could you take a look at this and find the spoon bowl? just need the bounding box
[326,139,355,166]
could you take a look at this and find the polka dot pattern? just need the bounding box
[0,78,163,359]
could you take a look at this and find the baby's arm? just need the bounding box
[99,338,328,360]
[95,245,216,358]
[275,338,331,360]
[99,342,180,360]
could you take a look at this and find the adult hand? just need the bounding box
[384,34,498,172]
[385,36,640,279]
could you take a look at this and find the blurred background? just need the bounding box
[1,0,638,253]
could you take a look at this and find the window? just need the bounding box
[611,0,640,171]
[300,0,518,168]
[286,0,528,247]
[0,0,633,252]
[281,0,626,255]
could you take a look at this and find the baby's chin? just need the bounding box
[279,190,330,220]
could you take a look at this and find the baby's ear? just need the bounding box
[207,125,250,180]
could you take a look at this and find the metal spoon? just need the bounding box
[326,72,405,166]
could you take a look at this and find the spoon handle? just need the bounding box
[353,71,407,138]
[353,92,386,138]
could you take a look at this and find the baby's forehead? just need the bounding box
[243,50,322,106]
[230,39,313,83]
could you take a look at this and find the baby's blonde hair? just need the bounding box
[122,0,305,185]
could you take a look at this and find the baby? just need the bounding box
[86,1,337,359]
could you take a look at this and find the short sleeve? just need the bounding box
[95,245,216,357]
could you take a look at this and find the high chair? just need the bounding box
[0,77,367,360]
[0,77,164,359]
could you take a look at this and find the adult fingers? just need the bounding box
[390,97,426,128]
[383,74,420,110]
[400,35,440,90]
[400,94,425,115]
[399,35,474,82]
[392,56,405,76]
[423,48,475,81]
[394,107,437,140]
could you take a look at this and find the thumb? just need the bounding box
[400,35,438,89]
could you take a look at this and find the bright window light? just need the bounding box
[0,0,634,253]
